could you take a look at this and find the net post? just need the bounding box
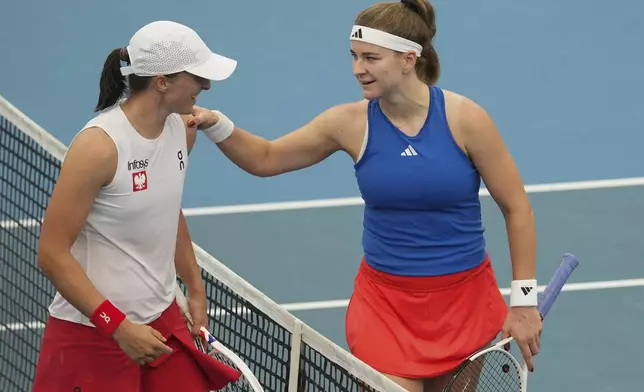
[287,318,304,392]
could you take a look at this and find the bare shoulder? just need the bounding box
[309,100,367,160]
[67,126,117,162]
[442,89,494,132]
[325,99,368,122]
[63,126,118,187]
[441,89,499,154]
[317,99,369,137]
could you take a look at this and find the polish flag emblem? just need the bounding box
[132,171,148,192]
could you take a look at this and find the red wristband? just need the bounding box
[90,300,126,337]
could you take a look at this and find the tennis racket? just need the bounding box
[174,285,265,392]
[442,252,580,392]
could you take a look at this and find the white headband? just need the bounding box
[350,25,422,57]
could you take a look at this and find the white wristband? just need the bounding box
[510,279,538,307]
[203,110,234,144]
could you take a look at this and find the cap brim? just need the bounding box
[187,52,237,81]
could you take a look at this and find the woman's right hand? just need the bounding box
[112,319,173,365]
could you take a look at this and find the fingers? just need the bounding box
[517,340,534,372]
[147,327,173,355]
[508,326,539,371]
[152,341,173,355]
[529,339,540,357]
[187,111,202,129]
[191,324,201,338]
[501,326,510,340]
[501,325,512,351]
[134,345,172,366]
[119,325,175,366]
[149,327,167,344]
[187,115,208,129]
[529,326,542,357]
[134,350,160,366]
[137,352,162,366]
[504,307,543,372]
[515,333,541,372]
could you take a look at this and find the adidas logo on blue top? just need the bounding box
[401,145,418,157]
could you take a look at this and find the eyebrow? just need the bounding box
[350,50,381,56]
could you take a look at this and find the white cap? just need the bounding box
[120,20,237,81]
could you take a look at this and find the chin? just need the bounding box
[361,90,381,100]
[174,104,195,116]
[360,83,383,100]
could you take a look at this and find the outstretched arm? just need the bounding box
[183,104,352,177]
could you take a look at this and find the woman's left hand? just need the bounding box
[501,306,542,372]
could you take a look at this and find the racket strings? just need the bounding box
[445,351,523,392]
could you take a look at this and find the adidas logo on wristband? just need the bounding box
[510,279,538,307]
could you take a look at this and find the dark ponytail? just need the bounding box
[95,48,129,112]
[355,0,441,85]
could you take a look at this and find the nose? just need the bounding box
[352,58,366,77]
[202,79,211,91]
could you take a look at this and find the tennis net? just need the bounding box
[0,94,407,392]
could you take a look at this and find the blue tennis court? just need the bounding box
[1,0,643,390]
[182,181,644,391]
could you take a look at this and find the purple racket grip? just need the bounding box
[537,253,579,319]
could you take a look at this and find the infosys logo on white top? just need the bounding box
[128,159,149,171]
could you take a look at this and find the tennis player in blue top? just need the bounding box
[189,1,542,391]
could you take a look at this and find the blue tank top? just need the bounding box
[354,86,486,276]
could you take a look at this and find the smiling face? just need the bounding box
[350,41,417,100]
[153,72,212,115]
[350,1,441,96]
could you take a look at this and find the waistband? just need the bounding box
[358,253,491,292]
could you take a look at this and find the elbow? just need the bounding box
[252,167,278,178]
[228,161,274,178]
[502,202,534,223]
[37,239,64,277]
[37,248,53,277]
[37,243,55,275]
[248,146,281,178]
[239,164,273,178]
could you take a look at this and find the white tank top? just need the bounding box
[48,104,189,326]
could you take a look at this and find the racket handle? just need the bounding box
[537,253,579,319]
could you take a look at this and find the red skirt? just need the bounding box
[33,301,241,392]
[345,254,508,379]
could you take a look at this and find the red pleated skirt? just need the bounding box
[345,254,508,379]
[33,301,241,391]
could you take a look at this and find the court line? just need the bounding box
[279,277,644,312]
[2,276,643,332]
[2,177,644,228]
[0,218,41,229]
[182,176,644,216]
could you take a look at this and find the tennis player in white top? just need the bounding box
[34,21,241,392]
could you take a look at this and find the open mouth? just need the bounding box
[361,80,375,86]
